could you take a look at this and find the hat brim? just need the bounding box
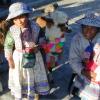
[6,10,31,20]
[76,18,100,27]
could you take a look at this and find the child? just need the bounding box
[93,39,100,83]
[83,40,100,83]
[4,2,50,100]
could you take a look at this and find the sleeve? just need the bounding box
[69,38,84,75]
[37,28,46,44]
[31,21,40,43]
[4,31,14,58]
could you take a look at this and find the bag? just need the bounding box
[22,53,36,68]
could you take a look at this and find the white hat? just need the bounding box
[6,2,32,20]
[76,12,100,27]
[50,11,68,25]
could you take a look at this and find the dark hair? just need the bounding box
[11,13,29,21]
[40,16,47,21]
[53,3,59,9]
[0,20,12,36]
[57,23,65,27]
[46,18,54,24]
[38,17,54,24]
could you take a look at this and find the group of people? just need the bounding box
[0,1,100,100]
[0,2,69,100]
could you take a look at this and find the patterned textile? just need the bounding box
[44,25,65,69]
[93,40,100,83]
[4,22,50,99]
[79,77,100,100]
[46,53,58,70]
[9,51,49,99]
[83,41,100,83]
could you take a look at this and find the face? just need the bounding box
[82,25,99,40]
[13,14,29,28]
[36,17,46,28]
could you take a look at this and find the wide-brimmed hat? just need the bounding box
[6,2,32,20]
[76,12,100,27]
[50,11,68,25]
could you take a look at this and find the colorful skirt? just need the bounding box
[75,76,100,100]
[9,50,50,99]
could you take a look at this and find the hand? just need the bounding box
[81,69,96,81]
[7,57,15,69]
[90,71,97,81]
[9,60,15,69]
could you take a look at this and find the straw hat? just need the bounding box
[76,12,100,27]
[6,2,32,20]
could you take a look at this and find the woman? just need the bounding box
[69,13,100,100]
[4,2,50,100]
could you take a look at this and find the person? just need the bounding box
[83,39,100,83]
[92,39,100,83]
[36,16,67,65]
[36,16,52,84]
[44,3,56,16]
[4,2,50,100]
[69,12,100,100]
[44,3,70,30]
[36,16,47,63]
[40,16,65,84]
[0,19,10,92]
[0,29,4,92]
